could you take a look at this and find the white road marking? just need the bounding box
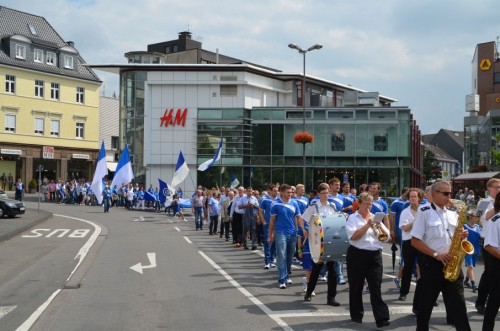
[0,305,16,320]
[199,251,293,331]
[130,252,157,274]
[16,214,101,331]
[184,236,192,244]
[174,227,181,232]
[16,289,61,331]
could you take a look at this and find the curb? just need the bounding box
[0,208,53,242]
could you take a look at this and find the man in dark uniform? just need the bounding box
[411,180,471,331]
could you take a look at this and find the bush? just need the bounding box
[28,179,37,189]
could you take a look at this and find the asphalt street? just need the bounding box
[0,197,494,330]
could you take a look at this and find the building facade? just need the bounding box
[0,7,101,187]
[93,32,423,195]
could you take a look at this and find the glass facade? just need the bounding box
[120,71,146,183]
[197,107,415,196]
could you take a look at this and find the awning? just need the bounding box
[453,171,500,181]
[107,162,118,172]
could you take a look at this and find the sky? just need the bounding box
[3,0,499,134]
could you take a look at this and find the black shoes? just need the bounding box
[351,318,362,323]
[398,295,406,301]
[476,303,485,314]
[251,246,257,250]
[243,245,249,250]
[304,294,311,301]
[327,299,340,306]
[376,320,390,328]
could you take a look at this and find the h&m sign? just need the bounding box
[160,108,187,128]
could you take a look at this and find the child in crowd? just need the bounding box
[463,209,482,292]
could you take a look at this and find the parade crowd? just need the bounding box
[6,173,500,330]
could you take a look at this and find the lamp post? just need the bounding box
[288,43,322,187]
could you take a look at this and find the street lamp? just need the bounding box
[288,43,323,187]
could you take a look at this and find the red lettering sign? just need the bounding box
[160,108,187,127]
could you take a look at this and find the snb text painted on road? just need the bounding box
[22,229,90,238]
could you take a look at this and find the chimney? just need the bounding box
[67,41,75,47]
[178,31,192,40]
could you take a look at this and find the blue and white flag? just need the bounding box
[159,178,175,206]
[111,145,134,189]
[90,141,108,205]
[171,151,189,188]
[229,175,240,189]
[144,191,156,202]
[198,138,223,171]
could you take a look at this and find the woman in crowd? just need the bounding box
[345,192,390,328]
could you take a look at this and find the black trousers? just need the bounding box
[306,260,337,300]
[401,239,418,297]
[477,247,492,307]
[220,221,230,239]
[232,213,243,244]
[346,245,389,323]
[483,254,500,331]
[416,256,471,331]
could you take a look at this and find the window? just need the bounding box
[5,114,15,132]
[111,136,119,149]
[35,118,44,135]
[220,85,238,96]
[15,44,26,59]
[76,87,85,103]
[495,73,500,84]
[374,133,388,151]
[46,52,56,66]
[76,122,85,138]
[35,80,44,97]
[64,55,74,69]
[50,119,60,136]
[5,75,15,93]
[34,49,43,63]
[28,24,37,35]
[331,132,346,151]
[50,82,59,100]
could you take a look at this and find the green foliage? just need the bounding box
[423,150,440,182]
[28,179,37,189]
[491,134,500,166]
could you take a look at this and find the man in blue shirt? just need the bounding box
[259,184,279,269]
[268,184,307,289]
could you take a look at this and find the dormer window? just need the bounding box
[15,44,26,59]
[47,52,56,66]
[34,49,43,63]
[64,55,73,69]
[28,24,37,35]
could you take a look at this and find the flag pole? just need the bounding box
[188,170,197,192]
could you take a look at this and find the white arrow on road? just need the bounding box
[130,253,157,274]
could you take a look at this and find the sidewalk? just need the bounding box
[0,193,52,242]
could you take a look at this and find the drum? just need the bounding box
[309,213,349,263]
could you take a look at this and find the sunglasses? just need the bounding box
[436,190,452,196]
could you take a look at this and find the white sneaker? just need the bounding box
[270,263,276,268]
[319,276,327,281]
[279,283,286,289]
[286,279,293,285]
[302,277,307,292]
[311,291,316,296]
[264,264,270,269]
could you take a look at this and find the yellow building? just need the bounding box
[0,7,101,189]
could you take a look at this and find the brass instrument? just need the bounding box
[443,200,475,282]
[372,220,388,242]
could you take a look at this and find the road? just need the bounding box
[0,202,493,330]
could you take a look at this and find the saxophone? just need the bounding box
[443,200,475,282]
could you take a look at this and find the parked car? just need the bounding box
[0,190,7,199]
[0,197,25,217]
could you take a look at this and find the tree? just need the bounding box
[491,134,500,167]
[423,150,440,183]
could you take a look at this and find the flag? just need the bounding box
[198,138,223,171]
[144,191,156,202]
[111,145,134,189]
[229,175,239,189]
[159,178,175,206]
[171,151,189,188]
[90,141,108,205]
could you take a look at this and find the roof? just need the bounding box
[453,171,500,181]
[441,129,464,149]
[0,6,101,83]
[421,134,435,144]
[424,144,458,162]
